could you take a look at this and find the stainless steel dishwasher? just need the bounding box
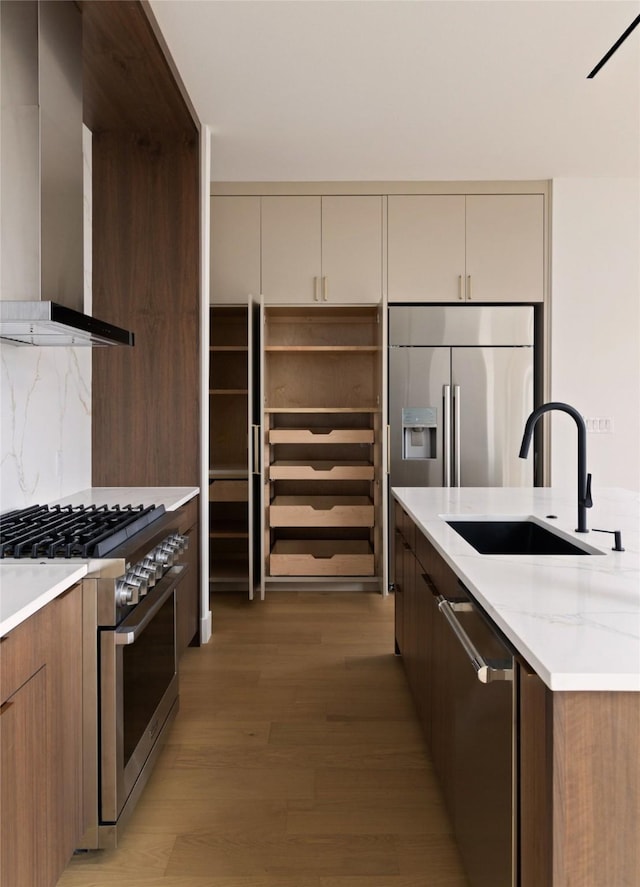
[435,580,515,887]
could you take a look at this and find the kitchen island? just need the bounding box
[392,485,640,887]
[393,485,639,690]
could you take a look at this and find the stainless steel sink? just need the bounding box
[445,518,600,555]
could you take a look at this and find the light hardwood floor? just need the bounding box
[58,591,468,886]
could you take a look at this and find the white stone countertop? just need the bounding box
[0,487,199,637]
[392,486,640,692]
[0,563,88,637]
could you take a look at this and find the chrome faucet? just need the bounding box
[518,402,593,533]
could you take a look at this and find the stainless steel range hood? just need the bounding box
[0,0,134,347]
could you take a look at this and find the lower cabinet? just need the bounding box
[0,583,84,887]
[395,503,640,887]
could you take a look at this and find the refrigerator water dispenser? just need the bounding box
[402,408,437,459]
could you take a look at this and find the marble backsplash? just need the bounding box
[0,343,91,512]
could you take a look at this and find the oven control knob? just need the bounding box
[115,577,139,607]
[125,571,148,597]
[133,564,155,588]
[154,547,174,567]
[142,556,163,580]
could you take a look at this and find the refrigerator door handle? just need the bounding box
[453,384,461,487]
[443,384,452,486]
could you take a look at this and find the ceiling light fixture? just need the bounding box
[587,14,640,78]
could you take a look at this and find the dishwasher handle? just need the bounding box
[437,596,513,684]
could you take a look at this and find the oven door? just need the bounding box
[99,565,186,824]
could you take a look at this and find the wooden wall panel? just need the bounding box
[82,0,196,133]
[91,132,200,487]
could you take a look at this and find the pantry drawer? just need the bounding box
[269,496,374,527]
[270,540,374,576]
[269,428,374,445]
[269,461,375,480]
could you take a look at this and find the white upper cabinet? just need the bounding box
[465,195,544,303]
[388,196,466,302]
[388,193,544,303]
[210,196,261,304]
[262,195,383,304]
[321,196,382,303]
[261,196,321,303]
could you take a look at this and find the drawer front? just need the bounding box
[270,498,374,528]
[270,540,374,576]
[0,606,48,704]
[269,429,374,445]
[269,463,375,481]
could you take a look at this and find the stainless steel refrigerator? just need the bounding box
[388,305,534,489]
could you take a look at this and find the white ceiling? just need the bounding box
[150,0,640,182]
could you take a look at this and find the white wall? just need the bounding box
[550,178,640,493]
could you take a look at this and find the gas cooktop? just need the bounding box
[0,503,166,559]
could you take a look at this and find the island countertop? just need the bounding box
[392,486,640,691]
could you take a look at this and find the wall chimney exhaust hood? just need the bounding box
[0,0,134,347]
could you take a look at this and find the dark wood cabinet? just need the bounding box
[0,584,84,887]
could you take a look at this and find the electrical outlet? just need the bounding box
[585,417,614,433]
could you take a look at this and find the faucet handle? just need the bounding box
[584,473,593,508]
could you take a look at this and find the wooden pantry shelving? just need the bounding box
[209,306,254,593]
[261,304,384,594]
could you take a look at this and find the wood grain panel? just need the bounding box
[0,668,48,887]
[91,132,199,487]
[81,0,197,133]
[552,691,640,887]
[45,586,85,877]
[518,659,552,887]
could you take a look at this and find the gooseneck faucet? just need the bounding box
[518,402,593,533]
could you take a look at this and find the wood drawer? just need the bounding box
[269,496,374,527]
[269,461,375,480]
[269,428,374,445]
[270,540,374,576]
[1,605,48,704]
[209,480,248,502]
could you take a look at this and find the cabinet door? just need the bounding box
[262,196,321,303]
[210,196,261,304]
[1,668,48,887]
[466,194,544,303]
[321,196,382,303]
[388,195,465,302]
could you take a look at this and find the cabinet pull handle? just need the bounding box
[386,424,391,474]
[252,425,260,475]
[458,274,464,300]
[322,276,328,301]
[314,277,320,301]
[467,274,472,300]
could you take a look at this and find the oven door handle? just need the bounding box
[115,565,187,645]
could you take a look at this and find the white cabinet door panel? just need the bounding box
[262,196,321,303]
[388,195,465,303]
[322,196,382,303]
[210,196,260,304]
[465,195,544,303]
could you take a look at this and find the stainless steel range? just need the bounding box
[0,502,190,848]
